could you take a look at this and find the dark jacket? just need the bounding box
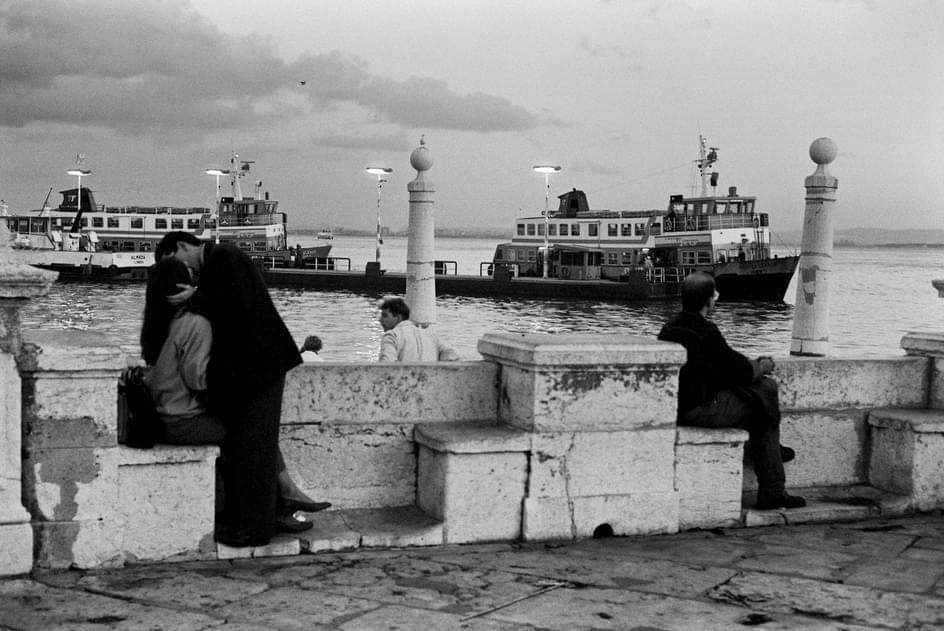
[657,310,756,420]
[196,243,301,412]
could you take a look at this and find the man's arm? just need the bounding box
[379,330,400,361]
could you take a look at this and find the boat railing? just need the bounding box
[647,266,696,283]
[434,260,457,275]
[479,262,495,276]
[663,214,763,233]
[218,213,284,227]
[308,257,350,271]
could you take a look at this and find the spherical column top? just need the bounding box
[410,136,433,172]
[809,137,837,165]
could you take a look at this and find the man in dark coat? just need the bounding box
[156,232,304,546]
[658,272,805,510]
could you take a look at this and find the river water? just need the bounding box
[19,235,944,362]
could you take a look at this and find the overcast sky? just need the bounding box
[1,0,941,235]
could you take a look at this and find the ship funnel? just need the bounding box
[728,186,737,197]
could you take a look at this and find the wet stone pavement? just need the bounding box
[5,513,944,630]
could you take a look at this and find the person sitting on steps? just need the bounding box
[658,271,805,510]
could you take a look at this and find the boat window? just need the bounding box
[571,224,580,236]
[253,241,267,251]
[517,224,525,236]
[17,220,28,232]
[526,224,535,236]
[129,218,142,229]
[587,224,597,237]
[729,202,740,214]
[91,217,103,228]
[622,251,634,264]
[715,202,727,214]
[621,224,631,236]
[671,202,684,213]
[634,223,646,236]
[607,224,617,237]
[697,250,712,264]
[108,217,119,228]
[527,249,536,262]
[559,224,568,236]
[140,242,152,252]
[238,241,253,250]
[171,219,183,229]
[745,201,754,214]
[30,219,45,232]
[681,251,696,265]
[537,223,545,236]
[650,223,661,235]
[507,249,517,261]
[121,241,135,251]
[221,203,232,213]
[187,219,200,229]
[154,218,166,229]
[548,224,557,236]
[607,252,618,265]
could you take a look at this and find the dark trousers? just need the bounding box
[217,376,285,542]
[681,377,785,496]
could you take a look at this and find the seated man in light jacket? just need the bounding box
[377,296,459,362]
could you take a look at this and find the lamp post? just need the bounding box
[532,165,561,279]
[205,168,229,244]
[65,169,92,233]
[366,167,393,266]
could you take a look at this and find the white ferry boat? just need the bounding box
[4,155,331,278]
[491,137,798,301]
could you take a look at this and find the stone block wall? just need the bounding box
[280,362,498,508]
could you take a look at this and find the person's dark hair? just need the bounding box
[154,231,202,261]
[301,335,322,353]
[140,257,195,365]
[380,296,410,320]
[681,271,716,313]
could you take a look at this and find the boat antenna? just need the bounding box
[695,134,719,196]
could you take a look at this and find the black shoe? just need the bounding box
[780,445,796,463]
[276,514,314,533]
[281,497,332,513]
[215,529,272,548]
[755,492,806,510]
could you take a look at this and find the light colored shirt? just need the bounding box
[144,311,211,420]
[379,320,458,362]
[300,350,323,362]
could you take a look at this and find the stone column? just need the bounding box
[790,137,839,356]
[0,223,57,575]
[406,138,436,326]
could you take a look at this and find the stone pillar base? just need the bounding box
[0,523,33,576]
[675,426,748,529]
[869,408,944,511]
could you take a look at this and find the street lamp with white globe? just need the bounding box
[205,168,230,244]
[366,166,393,266]
[532,165,561,279]
[65,168,92,233]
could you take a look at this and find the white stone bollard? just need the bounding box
[790,137,839,356]
[406,137,436,326]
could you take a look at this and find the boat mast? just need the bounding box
[695,134,719,197]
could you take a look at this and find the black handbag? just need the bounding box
[117,366,162,448]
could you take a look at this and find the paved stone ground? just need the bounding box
[5,513,944,630]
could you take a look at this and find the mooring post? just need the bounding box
[406,137,436,326]
[790,137,839,357]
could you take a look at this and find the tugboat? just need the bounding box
[490,136,798,301]
[3,154,331,279]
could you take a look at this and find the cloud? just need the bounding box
[568,158,624,176]
[0,0,542,135]
[310,132,412,152]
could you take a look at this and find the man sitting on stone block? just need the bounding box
[658,272,805,510]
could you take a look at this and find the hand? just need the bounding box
[166,283,196,306]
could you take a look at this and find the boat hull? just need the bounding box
[708,255,798,301]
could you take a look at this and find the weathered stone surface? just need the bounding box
[339,605,517,630]
[77,568,269,609]
[776,356,927,410]
[869,408,944,509]
[529,429,676,498]
[217,534,302,560]
[24,446,118,521]
[676,427,747,530]
[20,330,126,373]
[343,506,443,548]
[842,556,944,592]
[23,375,119,447]
[297,511,360,553]
[523,492,679,541]
[742,410,869,490]
[417,445,527,543]
[279,423,416,509]
[281,361,497,426]
[414,421,530,453]
[117,445,218,562]
[0,578,221,630]
[212,586,381,629]
[32,518,123,569]
[709,570,944,629]
[735,544,858,580]
[0,522,33,576]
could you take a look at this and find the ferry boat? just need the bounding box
[490,137,798,301]
[316,227,334,240]
[4,155,331,278]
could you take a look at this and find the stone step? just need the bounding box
[215,505,443,559]
[869,407,944,431]
[741,485,912,527]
